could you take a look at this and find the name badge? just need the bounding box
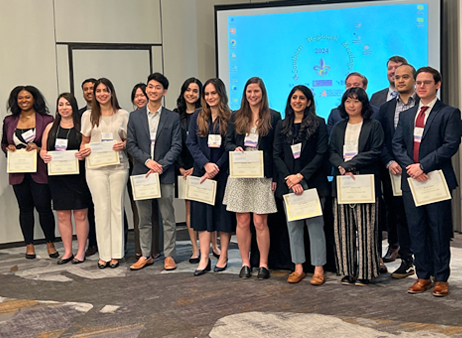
[208,134,221,148]
[150,131,157,146]
[102,132,113,142]
[22,129,35,143]
[343,144,357,161]
[55,138,68,151]
[244,132,258,148]
[291,143,302,159]
[414,127,424,143]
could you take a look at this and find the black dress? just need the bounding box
[47,127,92,210]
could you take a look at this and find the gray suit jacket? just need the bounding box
[369,88,388,108]
[127,106,182,184]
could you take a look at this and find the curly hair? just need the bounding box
[7,85,49,116]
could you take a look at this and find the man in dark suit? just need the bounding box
[127,72,182,271]
[378,64,418,278]
[392,67,461,297]
[327,72,378,135]
[78,78,96,116]
[370,56,407,108]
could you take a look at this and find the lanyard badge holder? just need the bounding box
[244,132,258,148]
[22,129,35,143]
[208,134,221,148]
[291,143,301,159]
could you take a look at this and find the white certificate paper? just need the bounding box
[47,150,79,176]
[185,176,217,205]
[390,172,402,197]
[229,151,264,178]
[177,175,187,200]
[85,142,120,168]
[283,188,323,222]
[337,174,375,204]
[7,149,37,173]
[408,170,451,207]
[130,173,161,201]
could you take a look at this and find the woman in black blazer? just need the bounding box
[273,85,329,285]
[329,87,384,286]
[224,77,281,279]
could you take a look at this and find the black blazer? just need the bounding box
[127,106,182,184]
[273,116,330,198]
[225,109,281,179]
[378,96,419,166]
[369,88,388,108]
[392,100,461,192]
[329,118,384,197]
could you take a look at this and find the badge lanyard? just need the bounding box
[55,126,71,151]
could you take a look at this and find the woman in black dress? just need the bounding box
[41,93,91,264]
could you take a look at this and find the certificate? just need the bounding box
[177,175,187,200]
[229,151,264,178]
[185,176,217,205]
[85,142,120,168]
[7,149,37,173]
[283,188,323,222]
[47,151,79,176]
[408,170,451,207]
[130,173,161,201]
[337,174,375,204]
[390,172,402,197]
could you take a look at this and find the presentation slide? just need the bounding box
[216,0,441,119]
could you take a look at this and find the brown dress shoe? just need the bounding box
[433,281,449,297]
[164,256,177,271]
[408,279,433,294]
[383,246,400,262]
[310,274,325,286]
[287,271,306,284]
[130,257,153,270]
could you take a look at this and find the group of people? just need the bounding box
[2,55,460,297]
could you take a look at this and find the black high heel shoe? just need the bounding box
[214,259,228,272]
[194,259,211,276]
[212,250,220,259]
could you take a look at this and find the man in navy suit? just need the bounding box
[370,56,407,108]
[327,72,378,135]
[127,72,182,271]
[392,67,461,297]
[78,78,96,116]
[378,64,418,278]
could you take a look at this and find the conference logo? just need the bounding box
[313,59,331,76]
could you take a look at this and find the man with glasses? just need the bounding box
[392,67,461,297]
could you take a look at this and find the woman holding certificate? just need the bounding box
[80,78,129,269]
[1,85,58,259]
[329,87,384,286]
[273,85,329,285]
[186,78,234,276]
[223,77,280,279]
[40,93,91,264]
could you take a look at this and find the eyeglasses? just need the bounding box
[415,80,434,86]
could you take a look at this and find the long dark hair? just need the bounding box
[7,85,49,116]
[338,87,373,119]
[281,85,318,142]
[234,77,272,137]
[47,93,81,151]
[197,78,231,137]
[90,78,121,127]
[174,77,203,119]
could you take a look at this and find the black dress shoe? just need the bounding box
[239,266,251,278]
[212,250,220,259]
[57,255,74,265]
[214,259,228,272]
[189,253,200,264]
[72,257,86,264]
[25,253,36,260]
[49,251,60,259]
[85,246,98,257]
[194,259,211,276]
[341,275,356,285]
[98,261,109,269]
[109,261,119,268]
[257,267,270,279]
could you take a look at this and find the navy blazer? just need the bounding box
[377,96,419,166]
[225,109,281,179]
[273,117,330,198]
[369,88,388,108]
[327,105,379,135]
[329,118,384,197]
[127,106,182,184]
[186,109,229,176]
[392,100,462,192]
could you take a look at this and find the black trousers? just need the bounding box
[12,174,55,245]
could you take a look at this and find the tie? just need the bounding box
[413,106,429,162]
[391,91,398,99]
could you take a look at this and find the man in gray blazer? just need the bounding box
[370,56,408,108]
[127,72,182,271]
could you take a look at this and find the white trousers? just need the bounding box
[86,168,129,262]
